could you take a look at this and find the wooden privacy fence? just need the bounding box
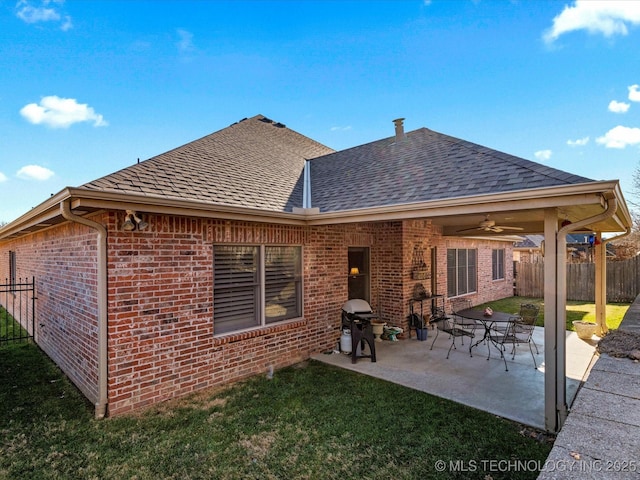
[515,255,640,303]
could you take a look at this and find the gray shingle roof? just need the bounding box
[515,235,544,248]
[309,128,593,212]
[81,118,594,215]
[81,115,335,212]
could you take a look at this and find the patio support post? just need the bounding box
[555,220,570,430]
[599,226,631,337]
[543,207,567,433]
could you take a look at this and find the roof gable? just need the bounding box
[309,128,593,212]
[82,115,334,212]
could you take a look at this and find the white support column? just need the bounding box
[543,208,558,432]
[594,232,608,336]
[555,222,569,429]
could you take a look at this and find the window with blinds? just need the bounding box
[447,248,477,297]
[213,245,302,335]
[492,248,505,280]
[9,251,16,286]
[265,246,302,323]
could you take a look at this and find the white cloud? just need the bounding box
[544,1,640,43]
[60,15,72,31]
[534,149,552,161]
[0,172,7,182]
[608,100,630,113]
[596,125,640,148]
[567,136,590,147]
[330,125,352,132]
[20,96,108,129]
[16,165,55,181]
[177,29,194,53]
[15,0,72,30]
[629,84,640,102]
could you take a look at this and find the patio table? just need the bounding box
[454,308,515,361]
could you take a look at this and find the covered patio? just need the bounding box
[312,326,598,431]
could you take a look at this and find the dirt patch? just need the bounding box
[518,425,556,445]
[597,329,640,360]
[239,431,277,461]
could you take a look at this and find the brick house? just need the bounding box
[0,115,630,421]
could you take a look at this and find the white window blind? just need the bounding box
[447,248,477,297]
[214,245,302,334]
[214,246,260,334]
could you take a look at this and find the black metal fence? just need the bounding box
[0,277,36,345]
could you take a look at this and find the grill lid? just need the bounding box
[342,299,373,314]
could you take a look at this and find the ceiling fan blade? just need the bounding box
[456,226,482,233]
[496,226,524,231]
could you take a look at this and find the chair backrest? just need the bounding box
[431,306,446,320]
[433,315,452,331]
[519,303,539,326]
[450,298,472,314]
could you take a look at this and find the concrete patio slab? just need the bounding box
[312,326,597,431]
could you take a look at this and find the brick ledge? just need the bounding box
[213,318,308,346]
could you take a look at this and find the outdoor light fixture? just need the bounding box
[123,210,149,231]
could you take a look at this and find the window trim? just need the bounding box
[9,250,16,287]
[492,248,505,281]
[347,246,370,302]
[213,244,303,336]
[447,248,477,298]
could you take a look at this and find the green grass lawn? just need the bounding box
[475,297,629,331]
[0,342,552,480]
[0,306,30,343]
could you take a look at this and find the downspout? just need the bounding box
[60,200,108,419]
[552,196,617,430]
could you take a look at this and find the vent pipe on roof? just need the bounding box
[393,118,405,143]
[303,160,311,209]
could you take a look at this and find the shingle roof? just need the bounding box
[81,115,335,212]
[81,118,595,215]
[515,235,544,248]
[309,128,593,212]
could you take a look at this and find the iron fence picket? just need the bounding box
[0,277,36,345]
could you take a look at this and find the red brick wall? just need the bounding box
[0,218,101,404]
[441,237,514,310]
[1,212,514,416]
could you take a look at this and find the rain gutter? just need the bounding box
[602,226,632,247]
[60,200,108,419]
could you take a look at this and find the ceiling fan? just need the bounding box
[457,215,524,233]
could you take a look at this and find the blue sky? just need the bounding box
[1,0,640,224]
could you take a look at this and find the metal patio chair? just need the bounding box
[449,298,478,345]
[489,305,539,371]
[429,300,476,359]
